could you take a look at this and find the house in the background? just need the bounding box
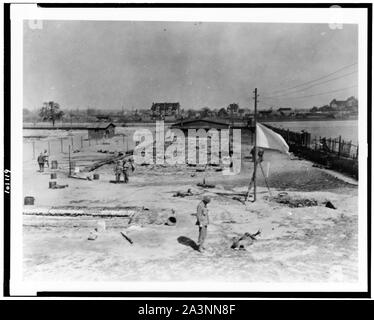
[345,96,358,110]
[277,107,293,116]
[329,97,358,110]
[151,102,181,118]
[329,99,347,110]
[258,109,274,118]
[88,122,116,139]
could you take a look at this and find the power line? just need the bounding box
[263,70,357,99]
[264,62,358,95]
[262,84,357,101]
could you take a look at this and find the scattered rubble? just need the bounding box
[49,182,69,189]
[87,228,98,240]
[325,201,337,209]
[232,196,246,205]
[173,188,194,197]
[268,193,318,208]
[231,230,261,250]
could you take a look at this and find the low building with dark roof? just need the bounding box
[87,122,116,139]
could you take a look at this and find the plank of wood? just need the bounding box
[120,231,133,244]
[85,154,131,172]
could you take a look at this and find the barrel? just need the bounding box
[93,174,100,180]
[50,173,57,179]
[49,181,57,189]
[165,216,177,226]
[24,196,35,205]
[51,160,58,169]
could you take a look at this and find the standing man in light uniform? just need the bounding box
[196,195,211,252]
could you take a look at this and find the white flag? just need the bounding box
[256,123,289,154]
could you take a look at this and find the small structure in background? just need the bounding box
[95,114,112,122]
[87,122,116,140]
[151,102,180,119]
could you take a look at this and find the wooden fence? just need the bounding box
[264,124,358,178]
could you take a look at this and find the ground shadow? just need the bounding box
[177,236,199,251]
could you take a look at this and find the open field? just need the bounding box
[22,128,358,282]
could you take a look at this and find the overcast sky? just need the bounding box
[24,21,358,111]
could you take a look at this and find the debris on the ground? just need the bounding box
[231,230,261,250]
[120,231,133,244]
[86,154,128,172]
[165,216,177,226]
[325,201,337,209]
[126,208,169,226]
[69,174,91,181]
[208,163,220,167]
[197,178,215,188]
[197,182,215,188]
[173,188,193,197]
[268,193,318,208]
[88,228,98,240]
[165,209,177,226]
[50,182,69,189]
[232,196,246,205]
[312,164,326,169]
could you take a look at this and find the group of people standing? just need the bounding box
[37,150,49,172]
[114,158,135,183]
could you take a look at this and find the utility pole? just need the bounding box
[245,88,259,202]
[253,88,258,202]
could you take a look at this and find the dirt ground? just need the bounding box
[22,128,358,283]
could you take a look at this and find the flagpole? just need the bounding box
[253,88,258,202]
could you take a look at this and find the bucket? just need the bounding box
[49,181,57,189]
[51,160,58,169]
[24,196,35,205]
[50,173,57,179]
[165,216,177,226]
[93,174,100,180]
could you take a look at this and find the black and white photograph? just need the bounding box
[4,3,370,296]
